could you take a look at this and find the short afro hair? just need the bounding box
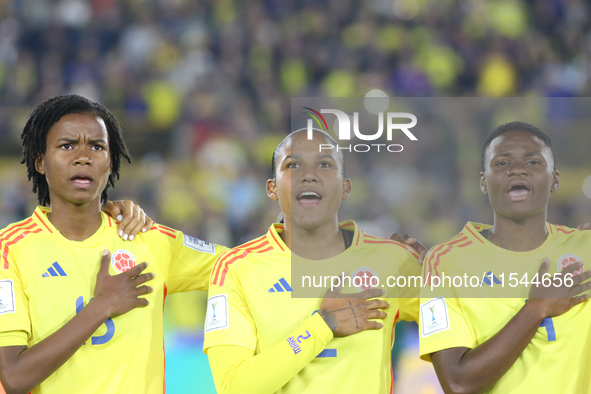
[21,95,131,206]
[480,121,556,170]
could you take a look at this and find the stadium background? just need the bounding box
[0,0,590,392]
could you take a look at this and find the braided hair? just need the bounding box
[21,95,131,206]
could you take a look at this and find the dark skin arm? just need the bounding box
[390,233,428,265]
[431,260,591,394]
[0,250,154,394]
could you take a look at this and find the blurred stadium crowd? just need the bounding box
[1,0,590,247]
[0,0,590,392]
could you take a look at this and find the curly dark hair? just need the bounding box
[21,95,132,206]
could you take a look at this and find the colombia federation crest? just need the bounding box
[111,249,137,274]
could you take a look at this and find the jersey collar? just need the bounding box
[33,206,111,247]
[267,220,364,254]
[465,221,558,253]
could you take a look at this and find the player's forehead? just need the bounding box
[485,130,550,162]
[47,112,108,142]
[278,130,338,161]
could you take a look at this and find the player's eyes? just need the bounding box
[286,162,299,169]
[495,161,508,166]
[92,145,104,151]
[318,162,331,168]
[60,144,72,150]
[527,160,540,165]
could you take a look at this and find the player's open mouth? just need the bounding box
[296,190,322,208]
[70,173,94,189]
[506,184,530,201]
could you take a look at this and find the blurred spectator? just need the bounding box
[0,0,589,246]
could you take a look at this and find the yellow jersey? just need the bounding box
[419,222,591,393]
[204,221,420,394]
[0,206,226,394]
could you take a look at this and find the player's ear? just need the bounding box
[479,171,488,195]
[550,169,560,193]
[35,153,46,175]
[342,178,352,200]
[267,179,278,201]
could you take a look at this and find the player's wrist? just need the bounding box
[522,299,549,322]
[318,310,337,334]
[307,313,334,342]
[87,295,115,320]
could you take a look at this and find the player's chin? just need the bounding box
[69,191,102,206]
[502,205,544,221]
[293,215,326,231]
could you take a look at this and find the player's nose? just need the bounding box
[507,162,527,176]
[74,151,92,166]
[301,171,319,183]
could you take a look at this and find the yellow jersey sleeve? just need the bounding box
[0,249,30,347]
[145,224,227,294]
[203,252,258,351]
[419,250,475,361]
[207,314,333,394]
[394,246,421,322]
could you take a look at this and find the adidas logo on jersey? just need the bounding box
[42,262,67,277]
[268,278,292,293]
[481,271,501,286]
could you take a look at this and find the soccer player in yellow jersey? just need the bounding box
[0,95,226,394]
[419,121,591,393]
[204,128,422,393]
